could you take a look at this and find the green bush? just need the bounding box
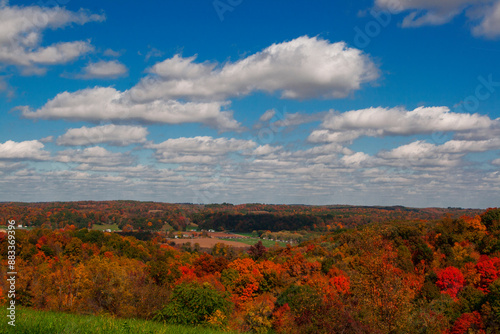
[276,285,322,314]
[154,281,232,326]
[482,208,500,231]
[458,286,485,313]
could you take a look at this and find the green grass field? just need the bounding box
[219,237,287,248]
[160,222,173,231]
[1,307,237,334]
[232,232,254,237]
[92,223,121,231]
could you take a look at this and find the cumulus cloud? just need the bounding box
[341,152,372,168]
[0,4,104,72]
[146,136,256,164]
[377,138,500,167]
[377,140,462,168]
[20,87,241,132]
[1,137,499,206]
[129,36,379,102]
[308,106,496,143]
[56,146,135,166]
[440,138,500,152]
[375,0,500,38]
[0,140,50,160]
[77,60,128,79]
[18,36,379,133]
[56,124,148,146]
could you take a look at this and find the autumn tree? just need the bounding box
[436,266,465,299]
[248,240,267,260]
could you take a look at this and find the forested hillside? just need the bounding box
[0,201,482,232]
[1,203,500,333]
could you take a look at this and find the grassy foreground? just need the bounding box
[1,307,237,334]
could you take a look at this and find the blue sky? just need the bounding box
[1,0,500,208]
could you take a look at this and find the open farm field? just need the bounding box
[167,237,250,248]
[219,237,287,247]
[92,223,120,231]
[209,232,248,238]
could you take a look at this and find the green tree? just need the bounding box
[154,281,232,326]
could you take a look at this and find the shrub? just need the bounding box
[154,281,232,327]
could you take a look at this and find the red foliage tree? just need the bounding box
[436,267,465,299]
[448,311,485,334]
[475,255,500,293]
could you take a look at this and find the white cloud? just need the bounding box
[77,60,128,79]
[0,161,25,174]
[129,36,379,102]
[0,140,50,160]
[472,1,500,38]
[250,144,283,156]
[39,136,53,143]
[144,47,164,61]
[1,139,499,207]
[146,136,256,164]
[56,146,135,166]
[308,106,496,143]
[0,75,14,97]
[308,129,377,143]
[272,112,326,127]
[25,41,94,65]
[20,87,241,132]
[377,138,500,167]
[103,48,122,57]
[258,109,276,122]
[378,140,458,166]
[376,0,484,26]
[56,124,148,146]
[454,125,500,140]
[492,158,500,165]
[293,143,352,158]
[19,36,379,133]
[375,0,500,38]
[0,4,104,71]
[341,152,372,168]
[254,110,325,131]
[440,138,500,152]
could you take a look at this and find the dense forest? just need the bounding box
[0,201,482,232]
[1,203,500,333]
